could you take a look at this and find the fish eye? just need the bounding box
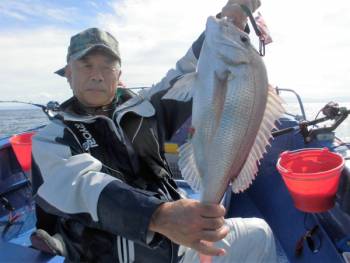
[240,35,249,43]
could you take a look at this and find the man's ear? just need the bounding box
[117,70,124,87]
[64,64,72,84]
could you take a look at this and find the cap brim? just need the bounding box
[55,67,66,77]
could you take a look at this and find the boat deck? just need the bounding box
[1,117,350,262]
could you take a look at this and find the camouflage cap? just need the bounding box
[55,28,121,77]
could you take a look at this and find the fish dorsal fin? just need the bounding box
[178,141,202,192]
[232,86,285,193]
[162,72,197,102]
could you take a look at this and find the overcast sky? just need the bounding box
[0,0,349,105]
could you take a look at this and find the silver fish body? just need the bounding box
[163,16,284,204]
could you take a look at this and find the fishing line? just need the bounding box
[0,100,60,120]
[0,100,46,109]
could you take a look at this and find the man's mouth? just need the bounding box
[86,88,105,92]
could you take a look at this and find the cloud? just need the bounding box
[95,0,227,87]
[0,0,79,23]
[88,1,99,9]
[259,0,350,100]
[95,0,350,101]
[0,0,349,106]
[0,27,73,103]
[0,8,27,21]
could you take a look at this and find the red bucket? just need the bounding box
[10,131,36,172]
[277,148,345,213]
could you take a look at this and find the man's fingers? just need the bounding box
[224,0,261,13]
[251,0,261,12]
[150,199,231,252]
[200,225,229,242]
[199,204,226,218]
[202,217,225,230]
[193,240,227,256]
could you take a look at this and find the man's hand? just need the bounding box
[149,199,229,256]
[221,0,262,30]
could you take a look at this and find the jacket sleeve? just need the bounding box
[146,32,205,140]
[32,120,165,246]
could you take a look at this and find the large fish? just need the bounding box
[163,16,284,203]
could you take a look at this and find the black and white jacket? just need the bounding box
[32,34,204,263]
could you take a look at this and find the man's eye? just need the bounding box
[103,66,115,71]
[84,64,92,68]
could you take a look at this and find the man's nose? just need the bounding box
[90,67,104,82]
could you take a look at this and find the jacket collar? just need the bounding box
[57,88,155,124]
[114,94,155,124]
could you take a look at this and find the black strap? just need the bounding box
[239,4,265,56]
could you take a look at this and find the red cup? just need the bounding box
[277,148,345,212]
[10,131,36,172]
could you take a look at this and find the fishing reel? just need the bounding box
[321,102,341,119]
[43,101,60,119]
[273,102,350,144]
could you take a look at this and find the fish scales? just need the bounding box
[162,16,284,204]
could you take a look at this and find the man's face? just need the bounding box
[66,51,121,107]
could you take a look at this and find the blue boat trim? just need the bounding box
[1,91,350,262]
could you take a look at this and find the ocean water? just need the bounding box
[0,109,49,139]
[0,102,349,141]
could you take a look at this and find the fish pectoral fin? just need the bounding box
[178,141,202,192]
[162,72,197,102]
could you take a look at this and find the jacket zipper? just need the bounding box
[149,128,164,162]
[131,117,144,144]
[65,125,85,152]
[149,126,177,263]
[62,105,176,262]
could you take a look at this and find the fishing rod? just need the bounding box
[0,100,60,119]
[0,100,46,109]
[272,102,350,143]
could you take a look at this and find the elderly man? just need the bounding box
[31,0,277,262]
